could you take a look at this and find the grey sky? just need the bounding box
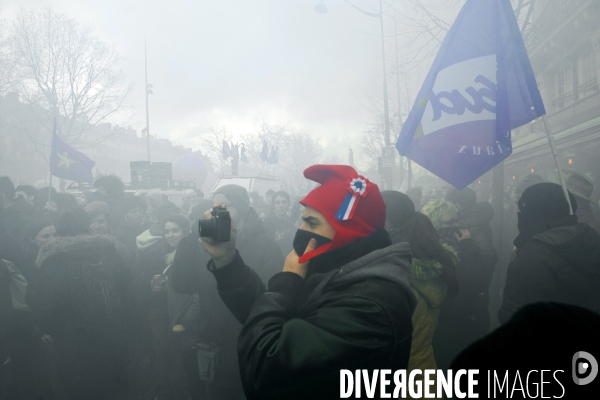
[3,0,450,167]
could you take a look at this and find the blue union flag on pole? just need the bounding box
[396,0,545,189]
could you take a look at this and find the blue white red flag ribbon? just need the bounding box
[335,177,370,220]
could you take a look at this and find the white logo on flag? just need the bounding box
[421,54,497,136]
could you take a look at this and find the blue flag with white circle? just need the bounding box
[396,0,545,189]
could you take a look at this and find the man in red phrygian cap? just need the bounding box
[200,165,417,400]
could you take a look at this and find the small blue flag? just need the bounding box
[222,140,232,160]
[396,0,545,189]
[50,119,96,184]
[260,140,269,162]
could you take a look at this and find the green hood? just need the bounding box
[410,243,456,308]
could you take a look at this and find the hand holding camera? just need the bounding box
[199,204,237,268]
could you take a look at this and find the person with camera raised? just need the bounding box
[170,184,283,399]
[195,165,416,400]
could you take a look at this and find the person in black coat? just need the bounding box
[189,166,416,400]
[26,208,135,400]
[0,195,26,275]
[171,184,284,400]
[499,183,600,323]
[422,198,494,370]
[0,259,12,399]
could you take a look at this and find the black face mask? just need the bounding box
[292,229,332,257]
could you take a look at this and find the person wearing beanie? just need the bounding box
[563,170,600,234]
[170,184,283,399]
[193,165,416,400]
[421,198,493,370]
[84,201,111,235]
[498,182,600,324]
[499,174,547,307]
[382,191,458,399]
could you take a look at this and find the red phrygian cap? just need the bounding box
[298,164,386,263]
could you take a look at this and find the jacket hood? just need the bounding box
[136,228,163,251]
[530,223,600,280]
[410,258,447,308]
[330,242,417,310]
[36,234,117,267]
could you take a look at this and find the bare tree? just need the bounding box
[0,14,17,94]
[241,122,323,191]
[200,125,233,172]
[9,8,133,147]
[359,0,538,175]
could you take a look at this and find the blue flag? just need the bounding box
[396,0,545,189]
[50,120,95,184]
[223,140,232,160]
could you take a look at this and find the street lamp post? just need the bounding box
[378,0,391,148]
[316,1,392,188]
[144,38,153,162]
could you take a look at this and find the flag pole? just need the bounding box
[48,115,55,207]
[541,114,573,215]
[47,173,53,206]
[407,159,412,189]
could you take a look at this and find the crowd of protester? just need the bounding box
[1,166,600,399]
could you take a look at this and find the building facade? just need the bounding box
[506,0,600,197]
[0,93,209,187]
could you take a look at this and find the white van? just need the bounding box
[211,176,281,198]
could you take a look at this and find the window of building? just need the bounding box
[554,64,573,109]
[579,51,598,95]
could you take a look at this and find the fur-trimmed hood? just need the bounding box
[410,242,456,308]
[36,234,117,267]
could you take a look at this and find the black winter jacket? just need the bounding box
[207,232,417,400]
[457,202,498,263]
[0,260,11,365]
[499,223,600,324]
[26,235,136,346]
[170,208,284,387]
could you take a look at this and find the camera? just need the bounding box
[199,207,231,242]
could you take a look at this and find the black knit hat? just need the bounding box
[518,182,577,224]
[214,184,250,218]
[381,190,415,228]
